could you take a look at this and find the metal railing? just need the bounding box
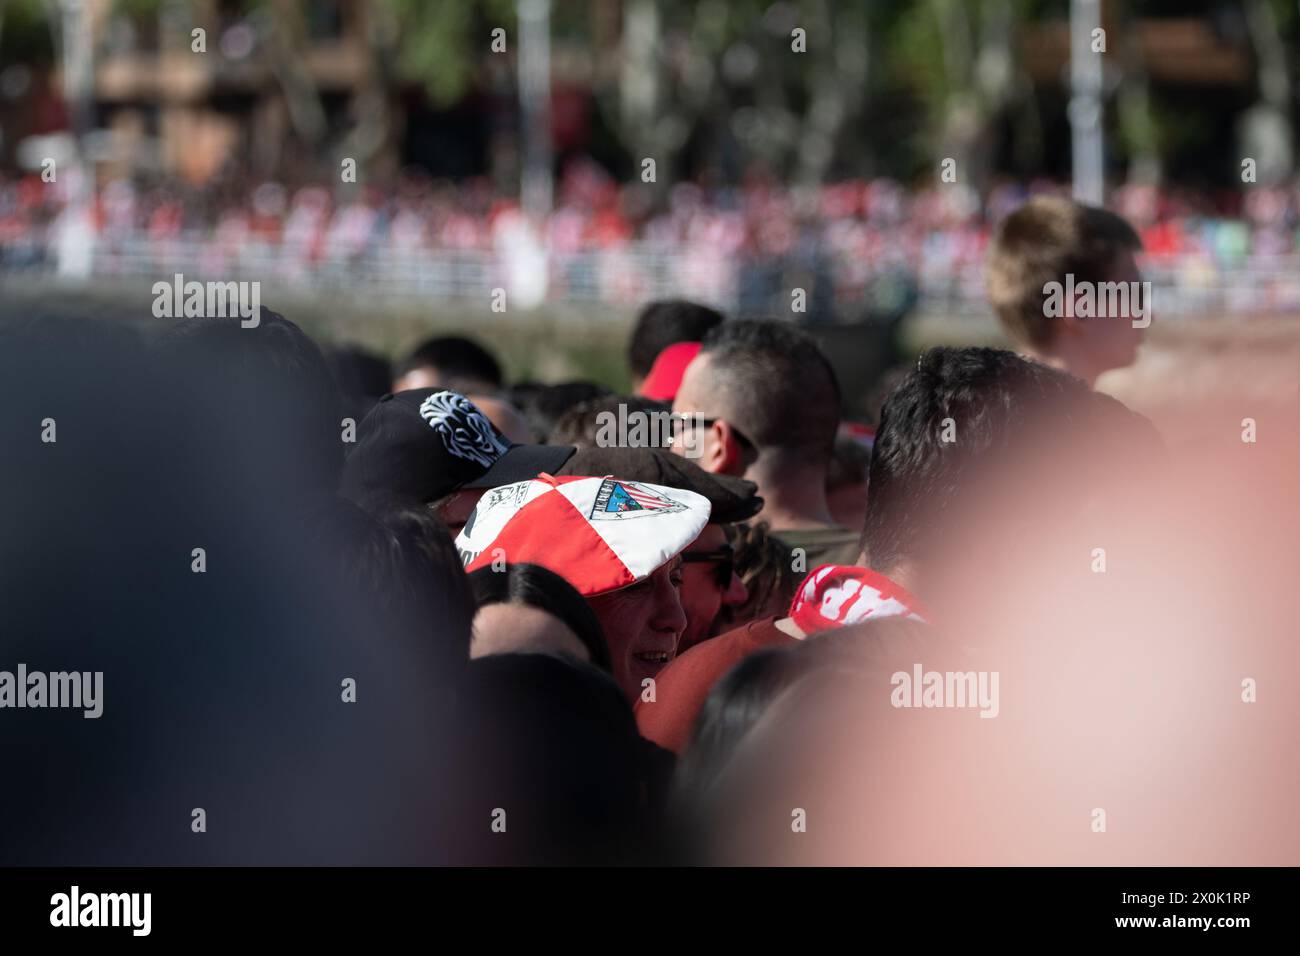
[5,233,1300,321]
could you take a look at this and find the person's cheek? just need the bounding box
[593,601,632,669]
[660,578,688,635]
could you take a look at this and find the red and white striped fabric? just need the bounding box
[455,473,711,596]
[788,564,929,634]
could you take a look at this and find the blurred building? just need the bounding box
[53,0,387,184]
[1,0,1280,191]
[1021,5,1264,184]
[104,0,374,182]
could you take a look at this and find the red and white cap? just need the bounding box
[455,473,711,596]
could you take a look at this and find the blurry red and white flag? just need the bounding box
[789,564,929,634]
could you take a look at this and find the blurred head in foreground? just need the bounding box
[859,345,1158,619]
[445,653,670,865]
[686,351,1300,866]
[0,313,472,863]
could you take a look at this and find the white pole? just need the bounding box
[518,0,553,221]
[57,0,95,278]
[1069,0,1105,205]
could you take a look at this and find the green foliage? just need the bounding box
[0,0,55,64]
[112,0,165,14]
[384,0,517,107]
[1145,90,1216,162]
[2,0,1283,188]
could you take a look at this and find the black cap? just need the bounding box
[557,446,762,525]
[341,389,575,507]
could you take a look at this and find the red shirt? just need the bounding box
[635,616,796,754]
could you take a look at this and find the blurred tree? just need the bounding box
[384,0,517,106]
[0,0,59,61]
[89,0,513,179]
[1239,0,1295,184]
[586,0,875,190]
[889,0,1049,187]
[1115,0,1161,186]
[10,0,1292,195]
[262,0,329,150]
[578,0,1058,191]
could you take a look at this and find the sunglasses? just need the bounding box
[669,414,757,453]
[681,545,736,589]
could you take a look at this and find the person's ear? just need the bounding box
[1060,286,1091,336]
[690,420,727,474]
[1060,315,1083,336]
[714,420,749,477]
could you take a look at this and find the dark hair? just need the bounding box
[398,335,503,391]
[468,563,610,669]
[713,520,802,631]
[688,615,941,774]
[327,343,393,422]
[0,323,467,863]
[675,646,811,805]
[697,319,841,465]
[155,307,343,496]
[669,615,945,861]
[827,434,872,490]
[628,299,725,380]
[547,393,671,447]
[801,615,938,669]
[860,346,1143,573]
[506,380,614,442]
[323,503,476,678]
[446,653,670,864]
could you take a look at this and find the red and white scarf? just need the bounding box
[788,564,929,634]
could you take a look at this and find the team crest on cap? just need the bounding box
[455,475,711,596]
[419,391,509,468]
[590,478,686,520]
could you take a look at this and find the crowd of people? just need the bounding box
[6,163,1300,317]
[2,194,1297,866]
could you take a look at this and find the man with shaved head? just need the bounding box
[670,319,860,567]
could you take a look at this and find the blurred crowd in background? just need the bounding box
[7,1,1300,320]
[7,162,1300,318]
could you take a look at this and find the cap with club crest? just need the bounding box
[455,473,711,596]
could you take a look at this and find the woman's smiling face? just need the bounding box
[586,558,687,702]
